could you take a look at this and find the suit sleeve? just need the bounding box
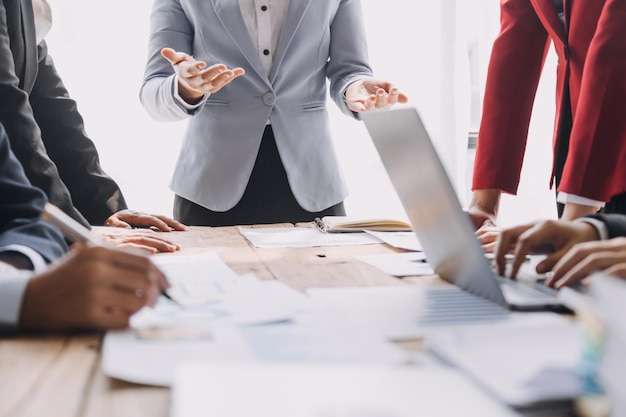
[28,42,128,225]
[0,1,92,227]
[585,214,626,239]
[472,0,551,194]
[326,0,373,118]
[558,0,626,202]
[0,123,68,263]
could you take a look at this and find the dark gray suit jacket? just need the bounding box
[586,214,626,238]
[0,0,127,227]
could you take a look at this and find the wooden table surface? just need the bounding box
[0,225,430,417]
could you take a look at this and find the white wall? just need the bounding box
[45,0,557,226]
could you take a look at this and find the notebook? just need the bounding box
[362,107,571,312]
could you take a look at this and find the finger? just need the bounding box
[180,61,208,80]
[476,230,500,244]
[364,95,377,110]
[348,99,367,112]
[116,242,159,255]
[161,47,189,65]
[508,223,559,277]
[602,263,626,279]
[200,70,238,91]
[386,88,400,106]
[151,215,187,231]
[374,88,388,108]
[117,236,180,253]
[87,246,157,273]
[494,225,529,276]
[553,252,619,288]
[103,217,133,229]
[107,287,149,314]
[125,214,172,232]
[481,241,496,253]
[535,249,568,275]
[548,241,604,285]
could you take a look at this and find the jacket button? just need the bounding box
[262,92,276,106]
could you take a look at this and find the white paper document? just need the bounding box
[306,285,514,340]
[239,226,380,248]
[588,274,626,415]
[357,251,433,276]
[131,275,311,331]
[102,320,407,387]
[151,251,238,305]
[364,230,423,251]
[171,362,518,417]
[425,315,584,406]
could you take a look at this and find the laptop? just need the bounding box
[362,107,570,312]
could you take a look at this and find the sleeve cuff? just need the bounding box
[0,271,32,332]
[173,75,208,110]
[0,244,48,273]
[576,217,609,241]
[557,192,606,208]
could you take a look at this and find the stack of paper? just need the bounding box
[587,273,626,415]
[424,314,584,407]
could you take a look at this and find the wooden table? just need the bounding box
[0,225,425,417]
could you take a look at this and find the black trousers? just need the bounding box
[554,88,626,217]
[174,126,345,226]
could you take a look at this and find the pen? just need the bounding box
[313,217,327,233]
[40,203,182,306]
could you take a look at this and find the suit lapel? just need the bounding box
[211,0,269,85]
[269,0,311,82]
[530,0,567,46]
[19,0,38,92]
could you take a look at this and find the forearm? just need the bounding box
[469,188,502,217]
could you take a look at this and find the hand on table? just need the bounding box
[492,219,599,285]
[466,205,500,253]
[91,227,182,254]
[548,237,626,288]
[104,209,186,232]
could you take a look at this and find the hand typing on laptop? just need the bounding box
[492,218,618,288]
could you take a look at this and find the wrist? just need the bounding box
[0,251,34,270]
[469,189,502,217]
[560,202,600,221]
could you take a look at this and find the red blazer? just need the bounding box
[472,0,626,202]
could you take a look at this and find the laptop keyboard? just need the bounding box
[495,276,559,306]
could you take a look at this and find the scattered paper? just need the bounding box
[239,226,380,248]
[306,285,513,340]
[171,362,518,417]
[357,251,433,276]
[424,315,584,406]
[364,230,422,251]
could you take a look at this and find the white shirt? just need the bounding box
[0,245,46,332]
[238,0,289,76]
[32,0,53,45]
[557,192,605,210]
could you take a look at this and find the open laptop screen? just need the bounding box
[362,107,508,308]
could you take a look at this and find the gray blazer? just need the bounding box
[140,0,373,212]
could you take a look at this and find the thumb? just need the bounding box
[104,216,133,229]
[161,47,187,65]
